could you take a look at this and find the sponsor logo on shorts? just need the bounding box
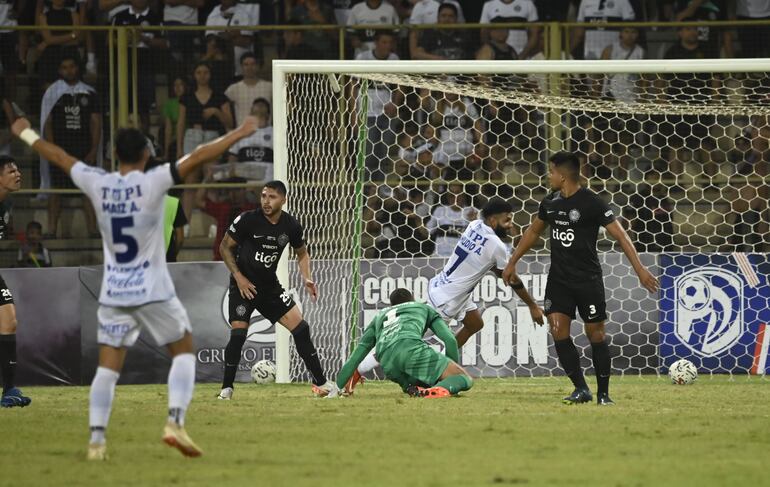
[544,299,552,312]
[236,304,247,317]
[99,323,130,336]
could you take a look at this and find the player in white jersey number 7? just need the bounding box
[350,199,545,394]
[12,115,258,460]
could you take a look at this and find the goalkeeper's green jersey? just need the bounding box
[335,301,459,389]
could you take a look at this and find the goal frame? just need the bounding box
[271,58,770,383]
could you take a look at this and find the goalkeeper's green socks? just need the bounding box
[435,374,473,395]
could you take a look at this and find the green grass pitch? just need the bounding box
[1,377,768,487]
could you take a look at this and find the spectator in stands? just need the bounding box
[663,0,731,58]
[426,183,476,256]
[112,0,168,130]
[227,97,274,180]
[600,26,644,103]
[178,60,233,218]
[356,29,398,60]
[346,0,399,59]
[162,76,186,161]
[572,0,635,60]
[413,3,470,60]
[225,52,272,126]
[163,0,203,69]
[356,35,404,181]
[0,0,22,76]
[373,198,434,258]
[41,53,101,238]
[724,182,769,252]
[282,22,324,59]
[0,78,16,155]
[98,0,129,24]
[429,92,483,179]
[732,0,770,58]
[479,0,539,60]
[205,0,253,76]
[17,221,53,267]
[35,0,82,85]
[195,167,255,260]
[534,0,573,22]
[658,21,720,176]
[35,0,96,74]
[477,18,518,60]
[408,0,464,59]
[201,34,232,95]
[288,0,335,58]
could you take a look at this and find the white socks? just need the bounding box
[89,367,120,444]
[167,353,196,426]
[357,349,380,375]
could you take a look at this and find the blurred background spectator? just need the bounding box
[479,0,539,59]
[346,0,399,59]
[16,220,52,267]
[225,52,272,126]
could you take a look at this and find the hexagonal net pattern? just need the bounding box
[281,68,769,382]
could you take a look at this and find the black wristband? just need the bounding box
[511,281,524,290]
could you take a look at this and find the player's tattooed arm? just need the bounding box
[294,245,318,301]
[502,216,547,285]
[220,233,256,300]
[605,220,659,293]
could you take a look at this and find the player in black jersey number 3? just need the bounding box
[217,180,338,398]
[503,153,658,405]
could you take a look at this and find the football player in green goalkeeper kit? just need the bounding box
[330,288,472,398]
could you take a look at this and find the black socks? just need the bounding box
[590,340,611,395]
[0,334,16,393]
[554,337,587,390]
[291,321,326,386]
[222,328,247,389]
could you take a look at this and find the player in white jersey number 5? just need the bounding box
[350,199,544,393]
[12,116,258,460]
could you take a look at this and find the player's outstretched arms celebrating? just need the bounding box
[176,116,258,179]
[220,233,257,300]
[604,220,659,293]
[502,217,547,285]
[11,118,78,173]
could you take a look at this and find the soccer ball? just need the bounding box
[669,359,698,385]
[678,276,711,312]
[250,360,276,384]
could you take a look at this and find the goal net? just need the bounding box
[273,59,770,383]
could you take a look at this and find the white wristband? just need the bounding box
[19,128,40,147]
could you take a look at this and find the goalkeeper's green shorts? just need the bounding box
[379,339,450,392]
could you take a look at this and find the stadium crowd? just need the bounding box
[0,0,768,265]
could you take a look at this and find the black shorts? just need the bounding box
[544,277,606,323]
[0,274,14,306]
[228,283,295,324]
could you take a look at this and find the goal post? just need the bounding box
[273,59,770,383]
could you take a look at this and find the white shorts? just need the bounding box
[426,287,477,323]
[97,297,192,348]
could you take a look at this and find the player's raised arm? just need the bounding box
[604,220,659,293]
[176,116,257,180]
[294,245,317,301]
[334,323,377,393]
[502,217,547,285]
[11,118,78,174]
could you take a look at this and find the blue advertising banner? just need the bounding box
[660,253,770,374]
